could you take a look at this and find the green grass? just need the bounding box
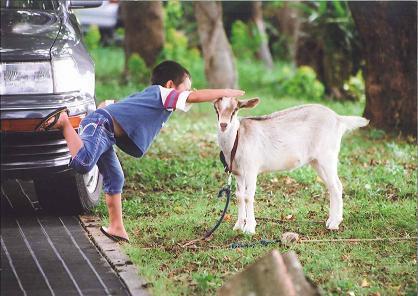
[92,47,417,295]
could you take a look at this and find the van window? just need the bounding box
[1,0,58,10]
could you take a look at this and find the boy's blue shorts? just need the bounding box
[69,108,124,195]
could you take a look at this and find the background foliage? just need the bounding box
[90,44,415,296]
[85,1,416,294]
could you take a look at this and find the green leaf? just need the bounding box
[332,0,346,18]
[319,1,327,15]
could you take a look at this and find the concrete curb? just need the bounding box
[79,215,150,296]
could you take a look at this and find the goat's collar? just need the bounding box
[220,129,239,173]
[229,129,239,172]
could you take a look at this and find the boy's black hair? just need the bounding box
[151,60,190,87]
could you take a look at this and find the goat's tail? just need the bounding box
[338,115,370,134]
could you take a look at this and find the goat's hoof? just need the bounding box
[326,217,342,230]
[233,221,245,231]
[243,223,256,235]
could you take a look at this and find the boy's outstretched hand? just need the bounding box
[187,88,246,103]
[223,89,245,98]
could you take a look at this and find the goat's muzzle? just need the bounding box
[220,123,228,132]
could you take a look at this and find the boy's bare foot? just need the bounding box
[47,110,69,130]
[100,226,130,243]
[35,107,69,131]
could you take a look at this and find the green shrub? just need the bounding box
[84,25,101,51]
[343,71,365,102]
[159,0,203,87]
[115,27,125,39]
[238,61,278,91]
[161,27,200,71]
[237,62,325,101]
[231,20,261,60]
[270,35,293,61]
[127,53,149,84]
[164,0,182,29]
[278,65,325,101]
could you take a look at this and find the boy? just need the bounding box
[36,60,245,242]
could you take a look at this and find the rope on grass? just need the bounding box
[181,174,232,248]
[298,236,417,243]
[227,236,417,249]
[180,236,418,250]
[140,235,417,252]
[256,217,324,224]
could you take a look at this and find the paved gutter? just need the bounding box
[79,215,150,296]
[1,179,150,296]
[1,213,131,295]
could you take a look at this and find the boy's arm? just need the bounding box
[97,99,115,109]
[160,86,245,112]
[186,89,245,103]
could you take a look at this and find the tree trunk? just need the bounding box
[120,1,164,69]
[349,2,417,136]
[274,2,301,63]
[251,2,274,68]
[194,2,238,88]
[296,4,358,101]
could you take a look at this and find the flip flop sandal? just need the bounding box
[35,107,69,131]
[100,226,130,243]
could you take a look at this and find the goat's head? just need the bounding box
[214,97,260,132]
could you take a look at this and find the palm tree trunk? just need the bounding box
[194,2,238,88]
[251,2,273,68]
[349,1,417,136]
[120,1,164,69]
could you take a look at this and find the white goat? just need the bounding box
[214,97,369,234]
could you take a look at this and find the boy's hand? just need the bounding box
[224,89,245,97]
[187,89,245,103]
[97,99,115,109]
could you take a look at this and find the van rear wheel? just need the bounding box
[34,166,102,214]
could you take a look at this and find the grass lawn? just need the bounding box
[92,47,417,295]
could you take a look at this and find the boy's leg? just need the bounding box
[97,148,128,240]
[104,193,129,240]
[48,111,84,157]
[53,111,128,239]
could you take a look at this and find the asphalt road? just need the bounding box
[1,179,130,296]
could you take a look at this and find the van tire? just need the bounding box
[34,168,102,215]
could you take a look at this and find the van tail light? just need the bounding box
[1,113,86,132]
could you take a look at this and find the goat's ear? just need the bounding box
[238,98,260,109]
[213,97,222,104]
[213,97,222,109]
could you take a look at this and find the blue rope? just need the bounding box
[229,238,282,249]
[203,183,231,239]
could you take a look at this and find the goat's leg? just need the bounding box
[326,173,343,230]
[243,174,257,234]
[312,158,343,230]
[233,175,246,231]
